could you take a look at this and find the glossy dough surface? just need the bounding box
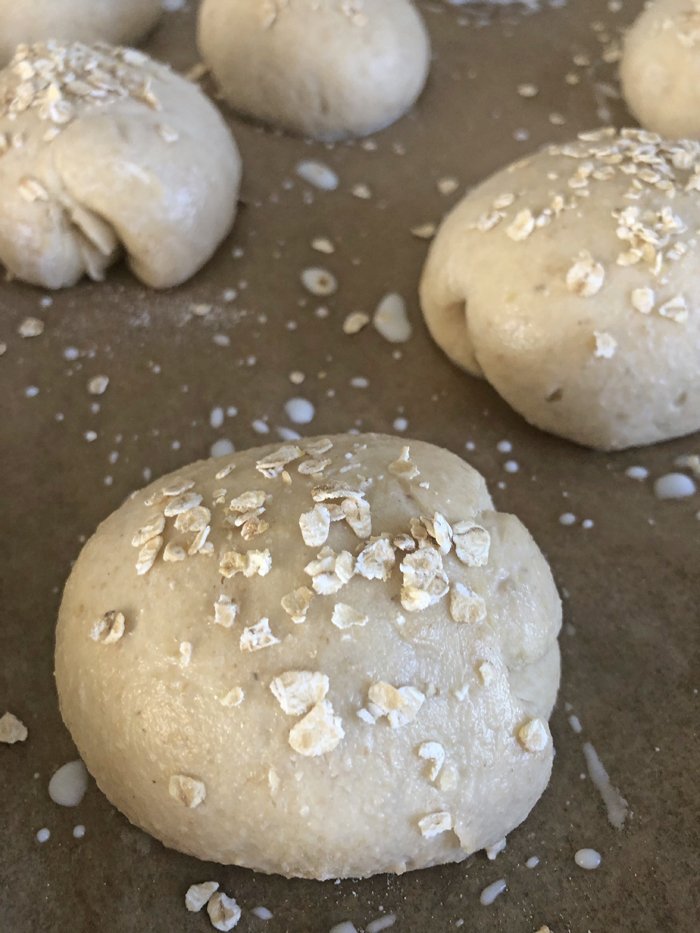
[56,434,561,880]
[197,0,431,141]
[0,41,241,289]
[621,0,700,139]
[420,128,700,450]
[0,0,162,65]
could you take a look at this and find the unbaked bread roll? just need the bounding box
[420,128,700,450]
[197,0,431,141]
[0,0,162,66]
[620,0,700,138]
[56,434,561,880]
[0,40,241,289]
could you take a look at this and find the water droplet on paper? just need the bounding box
[575,848,602,870]
[653,473,696,500]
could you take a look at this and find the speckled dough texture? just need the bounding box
[55,434,561,880]
[0,0,163,66]
[197,0,431,141]
[0,40,241,289]
[621,0,700,139]
[420,128,700,451]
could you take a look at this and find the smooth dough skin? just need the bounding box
[621,0,700,139]
[0,0,162,65]
[197,0,431,141]
[56,434,561,880]
[0,41,241,289]
[420,128,700,451]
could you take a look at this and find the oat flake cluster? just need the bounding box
[55,434,561,878]
[0,38,241,288]
[420,128,700,450]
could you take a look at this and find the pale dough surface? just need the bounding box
[0,41,241,289]
[621,0,700,139]
[56,434,561,880]
[0,0,162,65]
[197,0,431,141]
[420,128,700,450]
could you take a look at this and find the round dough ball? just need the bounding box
[0,0,162,66]
[420,128,700,450]
[620,0,700,139]
[197,0,431,142]
[0,41,241,289]
[56,434,561,880]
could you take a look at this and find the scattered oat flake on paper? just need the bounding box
[343,311,370,335]
[0,712,28,744]
[87,375,109,395]
[312,236,335,254]
[18,316,44,337]
[185,881,219,913]
[207,892,242,931]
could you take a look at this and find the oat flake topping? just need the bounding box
[240,618,280,653]
[368,682,425,728]
[185,881,219,913]
[417,741,446,782]
[281,586,314,624]
[331,603,369,630]
[90,610,125,644]
[169,774,206,808]
[518,718,549,753]
[270,671,329,716]
[0,712,28,744]
[288,700,344,757]
[418,811,453,839]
